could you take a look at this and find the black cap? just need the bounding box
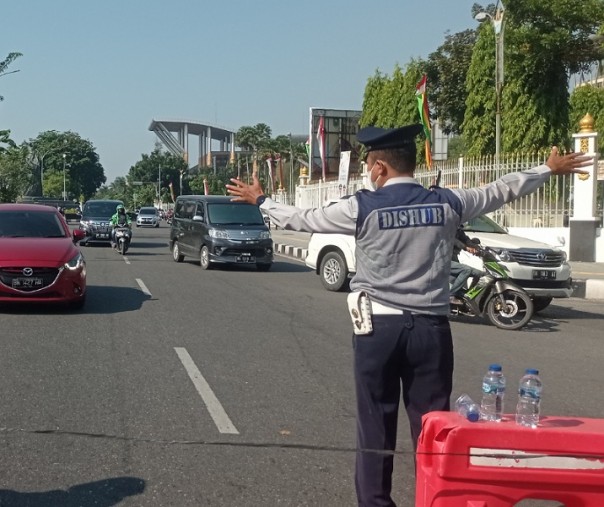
[357,124,423,152]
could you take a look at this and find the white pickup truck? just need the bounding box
[305,214,572,313]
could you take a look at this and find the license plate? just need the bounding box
[237,253,255,263]
[532,270,556,280]
[96,233,109,239]
[12,277,43,288]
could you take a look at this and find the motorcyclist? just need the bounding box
[449,225,483,304]
[110,204,131,248]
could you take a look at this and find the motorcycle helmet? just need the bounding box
[116,204,125,213]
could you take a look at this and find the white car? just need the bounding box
[305,214,572,312]
[136,206,160,228]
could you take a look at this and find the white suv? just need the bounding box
[305,214,572,312]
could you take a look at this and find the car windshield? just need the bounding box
[463,215,507,234]
[84,202,121,216]
[0,210,66,238]
[139,208,156,215]
[207,203,265,225]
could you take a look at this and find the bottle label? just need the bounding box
[482,382,505,394]
[519,387,541,399]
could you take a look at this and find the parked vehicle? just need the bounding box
[114,226,132,255]
[79,199,125,245]
[458,215,572,312]
[306,213,572,312]
[169,195,273,271]
[449,242,534,330]
[0,203,87,309]
[136,206,160,228]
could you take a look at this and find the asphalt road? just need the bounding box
[1,224,603,506]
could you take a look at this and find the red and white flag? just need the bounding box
[316,116,326,181]
[266,158,275,194]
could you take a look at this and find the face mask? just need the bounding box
[367,163,379,191]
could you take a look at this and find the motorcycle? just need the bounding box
[450,243,534,330]
[114,226,132,255]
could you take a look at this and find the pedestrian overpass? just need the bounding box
[148,118,237,169]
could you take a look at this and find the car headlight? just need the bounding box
[259,231,271,239]
[79,220,91,228]
[209,229,229,239]
[65,252,85,271]
[496,249,512,262]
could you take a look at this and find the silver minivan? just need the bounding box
[169,195,273,271]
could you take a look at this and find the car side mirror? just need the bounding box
[193,215,204,222]
[73,229,86,243]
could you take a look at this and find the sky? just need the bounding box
[1,0,480,184]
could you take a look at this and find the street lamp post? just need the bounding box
[62,153,67,200]
[475,1,505,171]
[288,133,294,204]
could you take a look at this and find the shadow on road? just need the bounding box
[176,259,312,273]
[0,476,145,507]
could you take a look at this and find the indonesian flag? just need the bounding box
[415,74,433,170]
[203,178,209,195]
[316,116,326,180]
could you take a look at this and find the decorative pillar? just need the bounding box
[299,165,309,185]
[206,126,212,167]
[569,113,599,261]
[229,132,236,164]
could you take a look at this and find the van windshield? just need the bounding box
[207,203,265,226]
[84,202,121,217]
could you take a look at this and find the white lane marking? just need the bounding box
[174,347,239,435]
[123,256,131,265]
[136,278,152,296]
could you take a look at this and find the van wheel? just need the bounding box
[172,242,184,262]
[200,246,211,270]
[532,296,552,313]
[320,251,349,292]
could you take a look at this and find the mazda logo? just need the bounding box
[22,267,33,277]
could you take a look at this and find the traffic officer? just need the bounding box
[226,125,591,507]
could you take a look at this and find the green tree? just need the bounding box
[427,29,477,136]
[0,144,30,202]
[360,60,432,163]
[0,52,22,102]
[236,123,272,172]
[570,84,604,155]
[126,147,187,205]
[28,130,106,200]
[464,0,604,155]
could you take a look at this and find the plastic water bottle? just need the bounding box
[455,394,480,422]
[480,364,506,422]
[515,369,543,428]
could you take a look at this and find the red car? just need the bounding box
[0,203,87,309]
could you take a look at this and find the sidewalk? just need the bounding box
[271,229,604,300]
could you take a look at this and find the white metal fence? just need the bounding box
[289,152,592,228]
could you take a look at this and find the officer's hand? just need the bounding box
[546,146,592,176]
[226,171,265,204]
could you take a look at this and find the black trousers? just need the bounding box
[353,313,453,507]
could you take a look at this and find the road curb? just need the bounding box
[274,242,308,260]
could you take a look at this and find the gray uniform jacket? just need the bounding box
[261,164,552,315]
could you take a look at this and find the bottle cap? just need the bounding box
[525,368,539,375]
[467,410,480,422]
[488,363,502,371]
